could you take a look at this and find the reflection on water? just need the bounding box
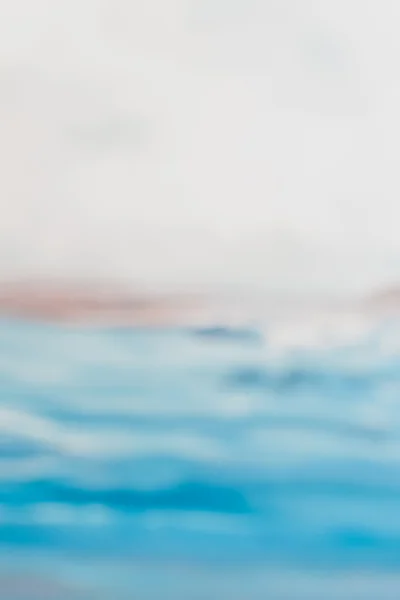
[1,315,400,598]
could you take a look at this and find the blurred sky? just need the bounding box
[0,0,399,294]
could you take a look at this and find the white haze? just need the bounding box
[0,0,399,295]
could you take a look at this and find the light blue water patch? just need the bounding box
[1,317,400,598]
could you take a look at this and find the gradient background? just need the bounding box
[1,2,400,599]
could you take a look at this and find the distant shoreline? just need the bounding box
[0,279,398,327]
[0,280,207,327]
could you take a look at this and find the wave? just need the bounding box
[2,315,400,575]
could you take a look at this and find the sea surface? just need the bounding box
[1,314,400,598]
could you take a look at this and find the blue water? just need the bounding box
[1,317,400,598]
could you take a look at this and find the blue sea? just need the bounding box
[1,315,400,599]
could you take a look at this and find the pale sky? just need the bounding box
[0,0,399,294]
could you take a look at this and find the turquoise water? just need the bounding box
[1,317,400,598]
